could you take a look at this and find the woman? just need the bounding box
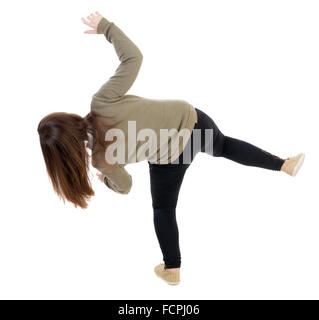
[37,12,305,285]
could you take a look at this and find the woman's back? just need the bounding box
[91,93,197,165]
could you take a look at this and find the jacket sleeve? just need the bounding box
[94,17,143,101]
[98,164,132,194]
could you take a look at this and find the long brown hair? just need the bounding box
[37,111,112,209]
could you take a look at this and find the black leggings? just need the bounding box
[148,107,285,269]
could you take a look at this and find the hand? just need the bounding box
[96,172,104,182]
[81,11,103,34]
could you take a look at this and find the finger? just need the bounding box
[84,30,97,34]
[95,11,102,17]
[81,17,91,27]
[91,13,99,23]
[87,15,95,22]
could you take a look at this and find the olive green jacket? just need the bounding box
[90,17,197,194]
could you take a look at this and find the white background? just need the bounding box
[0,0,318,299]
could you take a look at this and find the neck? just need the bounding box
[86,132,94,150]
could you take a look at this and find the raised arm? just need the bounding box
[82,12,143,101]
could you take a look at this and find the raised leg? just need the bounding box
[192,108,285,171]
[216,136,285,171]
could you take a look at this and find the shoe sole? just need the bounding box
[292,153,305,177]
[154,271,180,285]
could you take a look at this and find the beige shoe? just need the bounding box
[154,263,180,285]
[281,153,305,177]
